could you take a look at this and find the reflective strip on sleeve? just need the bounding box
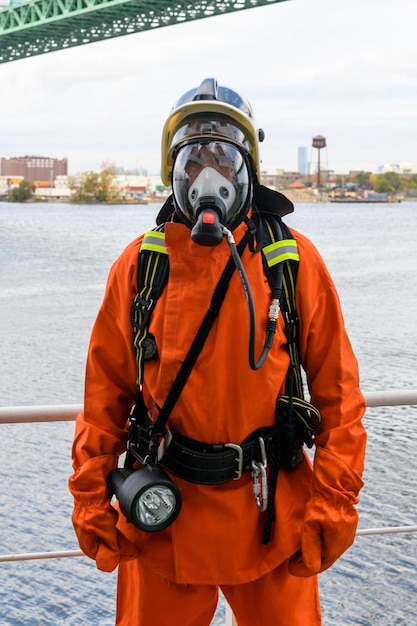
[262,239,299,267]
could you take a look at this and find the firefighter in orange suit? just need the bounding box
[69,79,366,626]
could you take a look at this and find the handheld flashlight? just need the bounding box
[107,465,182,532]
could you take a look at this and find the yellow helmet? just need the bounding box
[161,78,264,187]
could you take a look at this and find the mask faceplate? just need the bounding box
[172,140,251,233]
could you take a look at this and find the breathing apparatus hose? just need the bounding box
[222,226,283,370]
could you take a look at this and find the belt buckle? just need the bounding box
[224,443,243,480]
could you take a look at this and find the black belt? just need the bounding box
[134,420,277,486]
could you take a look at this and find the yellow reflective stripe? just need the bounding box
[263,239,299,267]
[140,230,167,255]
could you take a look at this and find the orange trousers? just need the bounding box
[116,559,322,626]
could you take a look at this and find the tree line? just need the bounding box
[5,165,417,202]
[335,170,417,194]
[7,163,121,203]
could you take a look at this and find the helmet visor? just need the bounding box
[171,116,250,153]
[174,84,253,118]
[172,141,250,229]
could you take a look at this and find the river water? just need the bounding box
[0,201,416,625]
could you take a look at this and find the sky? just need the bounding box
[0,0,416,176]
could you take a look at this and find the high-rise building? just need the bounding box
[0,155,68,184]
[297,146,309,175]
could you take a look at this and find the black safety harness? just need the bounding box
[127,200,321,543]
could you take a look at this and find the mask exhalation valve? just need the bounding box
[191,208,224,246]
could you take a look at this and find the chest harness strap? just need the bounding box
[128,230,251,469]
[129,214,321,544]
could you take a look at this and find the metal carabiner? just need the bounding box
[251,437,268,512]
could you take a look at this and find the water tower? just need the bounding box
[312,135,326,188]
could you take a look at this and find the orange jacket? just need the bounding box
[69,218,366,584]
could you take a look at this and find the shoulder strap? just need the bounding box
[259,215,321,545]
[260,214,321,442]
[259,215,303,390]
[131,225,169,386]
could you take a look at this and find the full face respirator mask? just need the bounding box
[172,140,252,245]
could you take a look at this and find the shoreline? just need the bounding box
[1,191,416,205]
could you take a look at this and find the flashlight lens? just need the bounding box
[107,466,182,532]
[136,485,178,527]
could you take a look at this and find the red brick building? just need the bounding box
[0,156,68,185]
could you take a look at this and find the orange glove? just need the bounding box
[69,454,139,572]
[289,447,363,577]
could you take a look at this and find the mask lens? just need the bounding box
[172,141,250,229]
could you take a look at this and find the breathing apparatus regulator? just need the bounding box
[108,80,291,533]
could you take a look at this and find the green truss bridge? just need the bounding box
[0,0,287,64]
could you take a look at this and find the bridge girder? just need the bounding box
[0,0,288,64]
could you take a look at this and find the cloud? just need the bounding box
[0,0,416,174]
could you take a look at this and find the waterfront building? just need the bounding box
[0,155,68,185]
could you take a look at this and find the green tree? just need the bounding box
[383,171,403,192]
[406,174,417,189]
[372,175,393,193]
[99,162,123,202]
[69,162,121,203]
[372,171,404,194]
[353,171,372,188]
[69,171,101,203]
[9,179,36,202]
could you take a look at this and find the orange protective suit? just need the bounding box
[69,216,366,623]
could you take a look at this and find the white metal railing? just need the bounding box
[1,524,417,564]
[0,403,82,424]
[0,550,84,563]
[2,389,417,424]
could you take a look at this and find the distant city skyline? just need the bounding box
[0,150,415,180]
